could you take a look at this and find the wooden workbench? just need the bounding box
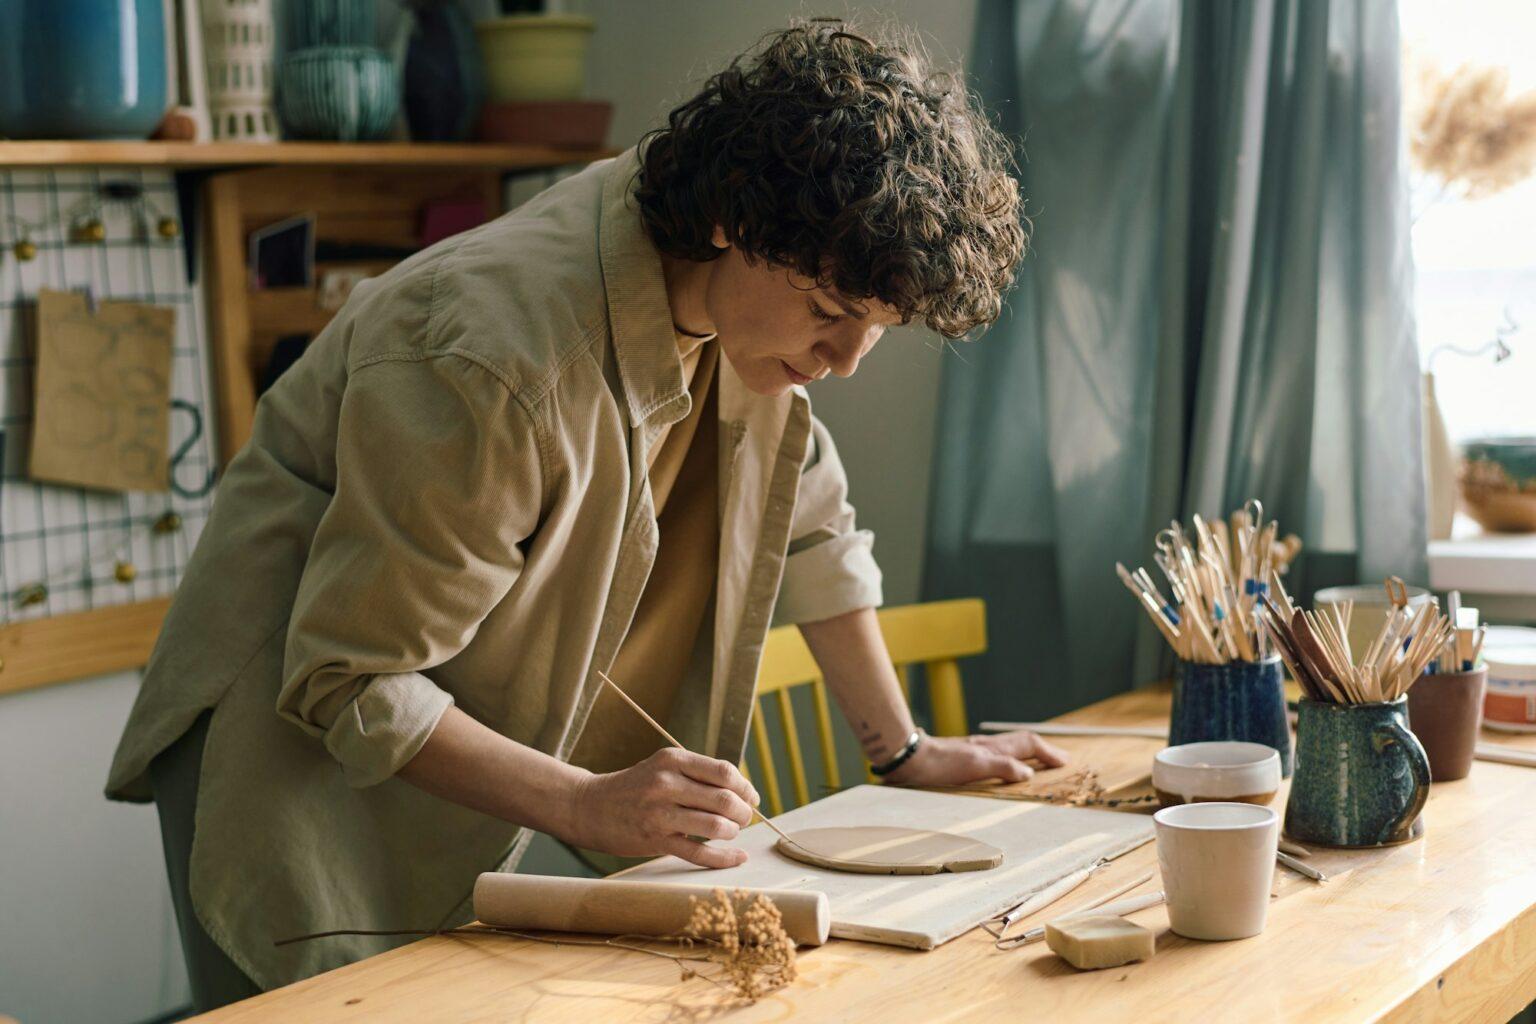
[192,685,1536,1023]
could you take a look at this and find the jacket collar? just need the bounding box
[598,149,691,429]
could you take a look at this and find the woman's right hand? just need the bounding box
[569,748,761,868]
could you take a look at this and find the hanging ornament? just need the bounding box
[71,217,106,243]
[153,510,183,534]
[114,560,138,583]
[16,582,48,608]
[12,237,36,261]
[157,217,180,239]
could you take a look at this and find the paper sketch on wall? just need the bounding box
[29,289,174,494]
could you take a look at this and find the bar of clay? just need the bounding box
[473,873,831,947]
[1045,914,1156,970]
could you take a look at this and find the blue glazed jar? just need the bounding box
[1285,698,1430,848]
[0,0,168,139]
[1169,657,1293,777]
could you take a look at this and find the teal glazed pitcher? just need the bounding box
[1285,698,1431,848]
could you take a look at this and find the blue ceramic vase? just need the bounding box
[1285,698,1431,848]
[0,0,168,139]
[1169,657,1292,777]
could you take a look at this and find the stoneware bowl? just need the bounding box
[1169,656,1292,776]
[1460,436,1536,533]
[278,46,398,141]
[1153,741,1282,809]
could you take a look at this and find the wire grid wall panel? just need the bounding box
[0,169,217,624]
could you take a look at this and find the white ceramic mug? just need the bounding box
[1154,802,1279,941]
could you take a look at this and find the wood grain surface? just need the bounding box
[191,683,1536,1023]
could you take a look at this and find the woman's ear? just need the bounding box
[711,225,728,249]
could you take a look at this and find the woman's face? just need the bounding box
[702,238,904,397]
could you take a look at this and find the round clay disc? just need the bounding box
[775,826,1004,875]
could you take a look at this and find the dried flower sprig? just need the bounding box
[1409,58,1536,201]
[683,889,798,1003]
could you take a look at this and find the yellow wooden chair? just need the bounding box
[741,598,985,816]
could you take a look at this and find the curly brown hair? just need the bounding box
[633,19,1026,339]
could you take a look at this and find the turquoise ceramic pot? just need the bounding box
[1169,657,1292,777]
[278,47,398,142]
[1285,698,1430,848]
[0,0,168,139]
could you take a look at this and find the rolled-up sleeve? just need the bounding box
[278,352,542,787]
[773,415,883,626]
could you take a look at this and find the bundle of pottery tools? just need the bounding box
[1429,589,1487,674]
[1256,577,1455,704]
[1116,499,1303,664]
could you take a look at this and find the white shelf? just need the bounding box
[1429,516,1536,609]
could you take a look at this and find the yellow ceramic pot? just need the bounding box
[475,14,594,103]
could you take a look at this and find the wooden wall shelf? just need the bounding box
[0,140,617,170]
[0,598,171,696]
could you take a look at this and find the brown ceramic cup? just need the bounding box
[1406,667,1487,782]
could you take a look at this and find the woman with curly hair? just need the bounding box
[104,19,1058,1007]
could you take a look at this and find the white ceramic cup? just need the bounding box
[1154,802,1279,941]
[1153,742,1283,808]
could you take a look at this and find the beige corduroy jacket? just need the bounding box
[104,149,882,989]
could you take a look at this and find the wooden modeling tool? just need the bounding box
[1276,850,1328,882]
[984,857,1108,947]
[1119,499,1302,666]
[979,721,1169,739]
[597,671,797,846]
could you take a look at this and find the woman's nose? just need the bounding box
[814,325,882,378]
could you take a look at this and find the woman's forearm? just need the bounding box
[397,705,589,841]
[798,606,915,763]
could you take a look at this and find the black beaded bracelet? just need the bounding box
[869,728,925,777]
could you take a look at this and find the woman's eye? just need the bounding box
[808,300,841,323]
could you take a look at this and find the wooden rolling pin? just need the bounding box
[473,874,832,947]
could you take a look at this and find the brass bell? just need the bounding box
[17,582,48,607]
[153,511,183,534]
[72,218,105,243]
[114,560,138,583]
[12,238,36,261]
[157,217,180,239]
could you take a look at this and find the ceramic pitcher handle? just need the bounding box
[1373,716,1431,843]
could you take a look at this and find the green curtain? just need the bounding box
[923,0,1425,726]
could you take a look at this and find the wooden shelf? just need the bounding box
[0,598,171,696]
[0,140,617,170]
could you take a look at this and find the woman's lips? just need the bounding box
[780,360,815,385]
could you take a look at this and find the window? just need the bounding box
[1401,0,1536,443]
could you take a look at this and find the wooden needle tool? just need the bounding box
[596,670,796,846]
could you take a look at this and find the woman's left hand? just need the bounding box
[882,731,1070,787]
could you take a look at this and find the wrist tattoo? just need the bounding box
[857,722,888,759]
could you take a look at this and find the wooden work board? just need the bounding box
[623,784,1154,949]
